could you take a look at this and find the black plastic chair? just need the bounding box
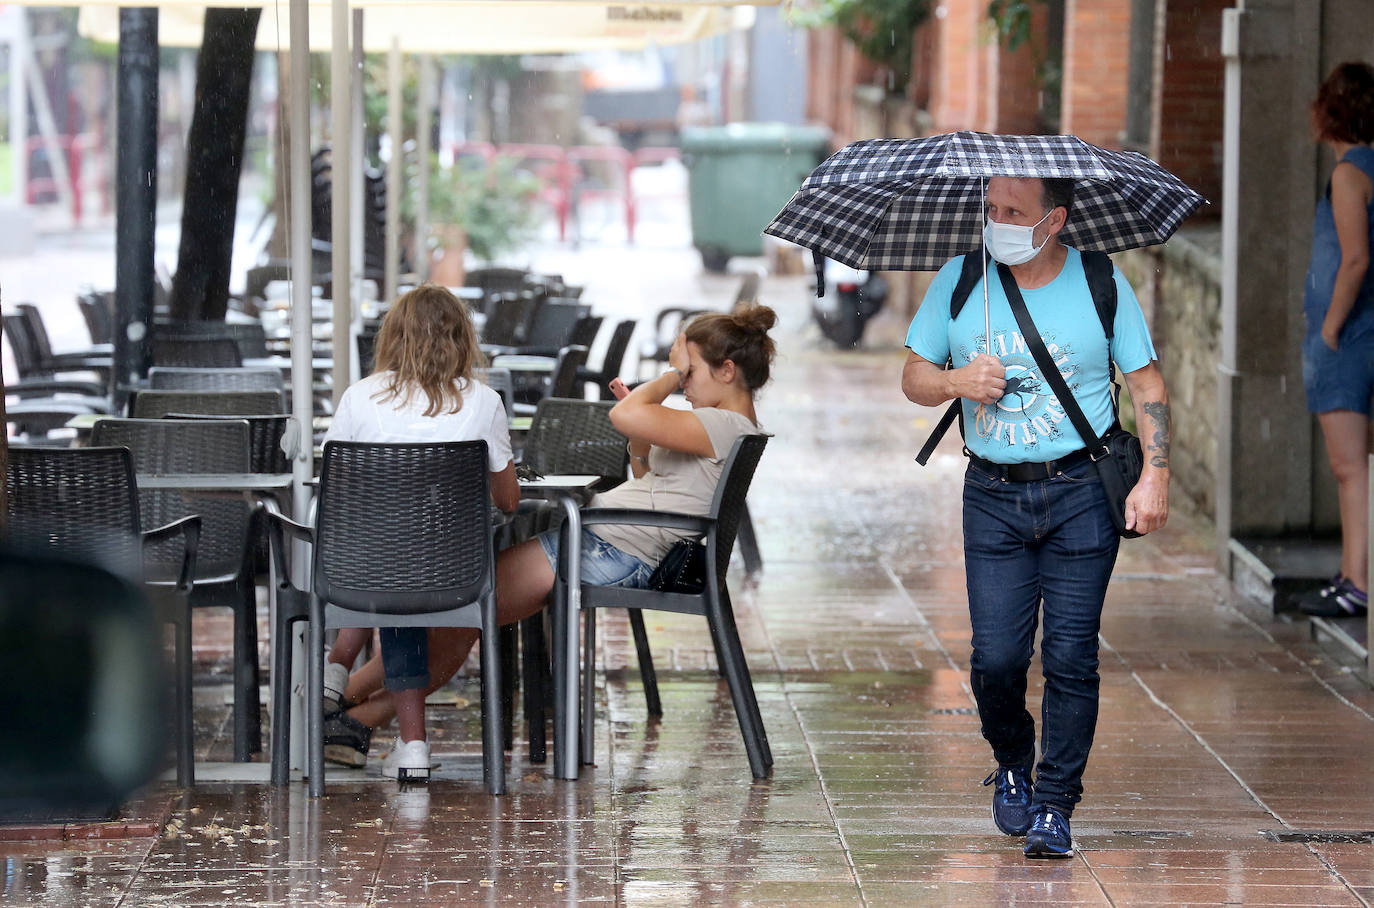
[553,434,772,779]
[638,307,715,379]
[481,292,542,347]
[131,389,285,419]
[497,345,590,417]
[578,319,637,400]
[17,303,114,372]
[147,367,285,395]
[5,445,200,786]
[150,336,244,368]
[265,441,505,795]
[153,321,271,360]
[514,399,630,760]
[78,291,115,345]
[89,418,263,761]
[484,301,590,358]
[465,266,533,300]
[3,312,110,398]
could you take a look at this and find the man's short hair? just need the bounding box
[1041,178,1075,222]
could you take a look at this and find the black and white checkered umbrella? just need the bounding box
[764,130,1207,280]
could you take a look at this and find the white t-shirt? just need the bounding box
[324,371,513,472]
[591,407,761,565]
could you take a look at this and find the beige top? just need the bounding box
[591,407,761,565]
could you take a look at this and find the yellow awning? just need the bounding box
[78,2,755,53]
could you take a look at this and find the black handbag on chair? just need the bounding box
[997,263,1145,539]
[648,538,707,593]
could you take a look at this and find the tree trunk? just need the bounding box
[168,8,260,322]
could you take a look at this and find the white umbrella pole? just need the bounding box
[384,36,401,305]
[982,177,991,356]
[415,56,432,282]
[287,0,313,777]
[330,0,351,407]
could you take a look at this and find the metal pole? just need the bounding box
[1217,7,1242,568]
[416,56,432,282]
[350,8,364,384]
[330,0,351,406]
[288,0,314,777]
[9,9,27,208]
[113,8,157,408]
[384,36,401,305]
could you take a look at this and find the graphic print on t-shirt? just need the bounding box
[958,327,1079,455]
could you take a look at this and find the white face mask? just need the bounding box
[983,208,1054,266]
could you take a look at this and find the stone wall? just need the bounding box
[1117,228,1221,521]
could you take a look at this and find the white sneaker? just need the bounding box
[323,661,350,713]
[382,738,432,782]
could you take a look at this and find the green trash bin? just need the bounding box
[680,123,831,272]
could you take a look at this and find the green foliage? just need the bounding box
[425,155,541,263]
[791,0,933,90]
[986,0,1045,52]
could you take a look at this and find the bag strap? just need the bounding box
[915,251,986,464]
[995,262,1108,455]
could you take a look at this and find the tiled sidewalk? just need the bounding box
[5,273,1374,906]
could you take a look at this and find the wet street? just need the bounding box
[5,256,1374,906]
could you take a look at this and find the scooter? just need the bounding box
[811,257,889,348]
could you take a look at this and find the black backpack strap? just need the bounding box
[1079,249,1123,414]
[1079,250,1117,340]
[950,250,989,320]
[914,252,987,465]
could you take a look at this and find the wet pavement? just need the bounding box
[6,216,1374,904]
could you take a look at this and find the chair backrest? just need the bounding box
[314,441,495,614]
[78,292,115,345]
[3,312,41,376]
[17,304,56,361]
[5,446,144,576]
[732,271,761,309]
[164,413,292,474]
[524,301,588,348]
[482,293,541,346]
[706,434,769,587]
[131,389,285,418]
[356,328,378,376]
[523,399,628,486]
[464,266,531,297]
[569,315,603,350]
[153,322,270,359]
[148,367,285,394]
[150,336,243,368]
[477,367,515,420]
[594,319,637,397]
[90,418,253,581]
[549,345,590,399]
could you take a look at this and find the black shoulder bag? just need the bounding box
[649,539,707,593]
[995,262,1145,539]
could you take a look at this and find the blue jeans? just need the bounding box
[379,528,653,692]
[962,458,1120,817]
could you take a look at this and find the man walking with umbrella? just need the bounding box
[901,174,1171,858]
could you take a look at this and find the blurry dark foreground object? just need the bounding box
[0,546,166,815]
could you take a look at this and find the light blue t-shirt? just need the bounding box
[906,247,1157,464]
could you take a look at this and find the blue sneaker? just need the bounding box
[982,765,1034,836]
[1023,807,1073,858]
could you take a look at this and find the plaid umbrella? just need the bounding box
[764,130,1207,282]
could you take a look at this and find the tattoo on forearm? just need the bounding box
[1143,401,1171,469]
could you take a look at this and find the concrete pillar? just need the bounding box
[1217,0,1320,559]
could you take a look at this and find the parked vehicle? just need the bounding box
[811,257,888,348]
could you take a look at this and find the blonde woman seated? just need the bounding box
[323,305,778,774]
[317,284,519,780]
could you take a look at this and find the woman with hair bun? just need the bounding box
[1299,61,1374,619]
[323,303,778,771]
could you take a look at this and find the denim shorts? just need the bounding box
[537,527,655,589]
[1303,329,1374,415]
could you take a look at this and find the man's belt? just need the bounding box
[967,447,1095,482]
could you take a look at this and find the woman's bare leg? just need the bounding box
[343,540,557,731]
[1319,409,1370,590]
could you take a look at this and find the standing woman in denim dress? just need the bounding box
[1300,61,1374,618]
